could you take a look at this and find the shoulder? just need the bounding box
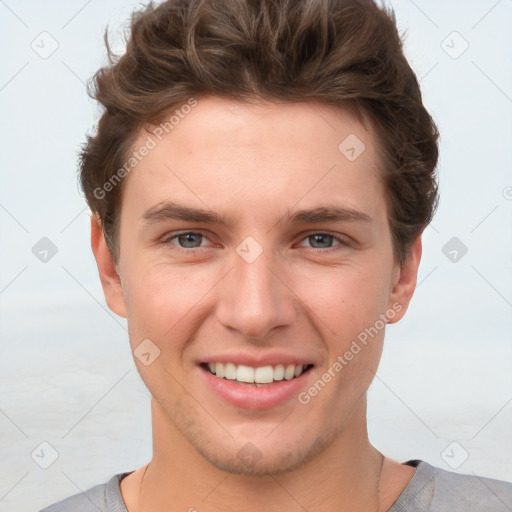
[391,460,512,512]
[38,473,128,512]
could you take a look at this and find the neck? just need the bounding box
[139,397,384,512]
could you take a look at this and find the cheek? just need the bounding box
[296,262,390,396]
[123,262,213,345]
[121,266,205,398]
[297,262,391,337]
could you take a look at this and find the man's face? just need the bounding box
[101,97,416,475]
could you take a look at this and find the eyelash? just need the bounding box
[160,231,349,253]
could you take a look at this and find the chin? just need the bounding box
[191,428,333,477]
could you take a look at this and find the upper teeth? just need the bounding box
[207,362,307,383]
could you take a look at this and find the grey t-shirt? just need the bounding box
[39,459,512,511]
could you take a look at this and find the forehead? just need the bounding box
[121,96,385,225]
[140,96,378,162]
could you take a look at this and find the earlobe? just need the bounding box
[386,237,422,324]
[90,214,127,318]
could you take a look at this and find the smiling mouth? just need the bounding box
[200,362,314,387]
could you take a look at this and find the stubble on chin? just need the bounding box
[161,396,341,477]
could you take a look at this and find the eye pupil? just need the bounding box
[179,233,202,248]
[310,234,333,248]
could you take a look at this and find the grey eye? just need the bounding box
[307,234,334,249]
[176,233,204,248]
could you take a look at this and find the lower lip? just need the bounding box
[199,366,313,410]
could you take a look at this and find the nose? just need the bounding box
[215,245,298,340]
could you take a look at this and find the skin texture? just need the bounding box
[91,96,421,511]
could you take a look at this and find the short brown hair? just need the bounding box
[80,0,439,266]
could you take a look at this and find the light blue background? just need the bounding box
[1,1,511,510]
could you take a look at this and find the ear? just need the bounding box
[90,214,127,318]
[386,236,422,324]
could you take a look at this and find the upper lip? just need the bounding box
[199,353,315,368]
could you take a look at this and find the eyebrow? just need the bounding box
[140,200,373,228]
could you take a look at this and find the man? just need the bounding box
[41,0,512,510]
